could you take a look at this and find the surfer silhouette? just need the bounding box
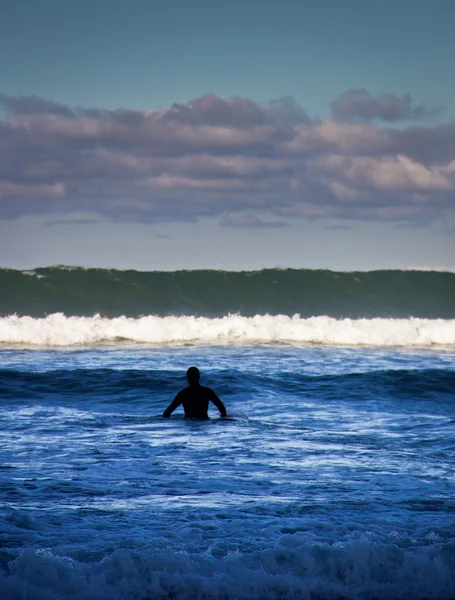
[162,366,227,419]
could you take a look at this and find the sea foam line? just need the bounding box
[0,313,454,347]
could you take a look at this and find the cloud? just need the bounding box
[0,94,74,117]
[0,181,66,199]
[325,224,353,230]
[44,218,99,227]
[163,94,311,128]
[0,91,454,225]
[330,89,439,122]
[310,154,455,192]
[219,212,287,228]
[393,220,431,230]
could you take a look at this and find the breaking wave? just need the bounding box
[2,537,455,600]
[1,266,454,319]
[0,313,453,347]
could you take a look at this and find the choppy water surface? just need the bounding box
[1,344,454,599]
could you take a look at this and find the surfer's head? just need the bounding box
[186,366,200,384]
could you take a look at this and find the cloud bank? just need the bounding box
[0,91,453,225]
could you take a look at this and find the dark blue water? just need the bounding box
[1,344,454,600]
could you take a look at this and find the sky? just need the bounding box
[1,0,454,272]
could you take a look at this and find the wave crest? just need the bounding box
[0,313,454,347]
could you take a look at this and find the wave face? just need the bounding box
[1,266,455,319]
[1,366,454,401]
[1,314,454,347]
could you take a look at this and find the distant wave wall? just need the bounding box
[1,314,454,347]
[1,266,454,319]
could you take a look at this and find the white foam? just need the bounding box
[21,270,46,279]
[1,538,454,600]
[0,313,454,347]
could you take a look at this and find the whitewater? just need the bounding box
[1,313,454,346]
[1,314,454,599]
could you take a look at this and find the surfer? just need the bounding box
[162,366,227,419]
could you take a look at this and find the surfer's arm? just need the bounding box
[210,390,227,417]
[163,393,182,418]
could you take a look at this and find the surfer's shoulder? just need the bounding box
[202,385,216,394]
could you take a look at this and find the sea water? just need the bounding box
[0,318,455,599]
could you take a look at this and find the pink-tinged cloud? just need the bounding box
[0,92,454,225]
[309,155,455,192]
[0,181,66,199]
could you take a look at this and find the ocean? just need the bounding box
[0,268,454,600]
